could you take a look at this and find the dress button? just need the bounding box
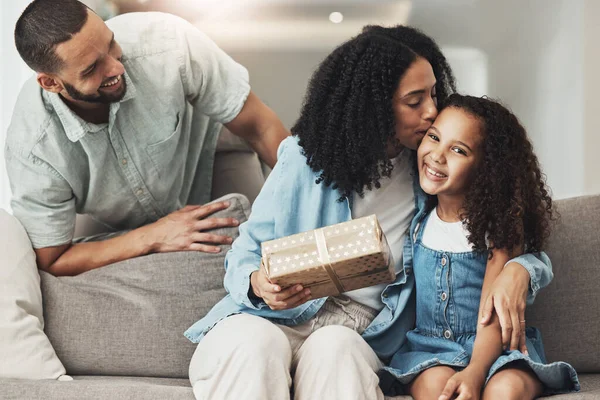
[444,329,452,339]
[122,159,127,165]
[136,188,144,196]
[441,257,447,266]
[441,292,447,301]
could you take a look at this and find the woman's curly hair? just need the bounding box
[292,25,456,199]
[439,94,555,254]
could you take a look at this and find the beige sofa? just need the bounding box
[1,136,599,399]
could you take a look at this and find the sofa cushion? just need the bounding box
[40,194,250,379]
[1,374,599,400]
[0,209,66,379]
[526,194,600,373]
[0,376,193,400]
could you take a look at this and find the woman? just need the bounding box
[185,25,552,400]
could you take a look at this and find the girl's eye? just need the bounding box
[452,147,467,156]
[408,101,421,108]
[428,133,439,141]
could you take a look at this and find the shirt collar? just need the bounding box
[45,70,137,143]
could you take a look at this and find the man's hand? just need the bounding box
[479,262,529,353]
[250,267,311,310]
[148,201,239,253]
[438,367,485,400]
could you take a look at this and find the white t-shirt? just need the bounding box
[421,208,473,252]
[347,150,415,311]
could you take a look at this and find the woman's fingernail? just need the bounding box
[304,289,311,296]
[524,350,529,356]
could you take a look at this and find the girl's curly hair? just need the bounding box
[440,94,555,254]
[292,25,456,199]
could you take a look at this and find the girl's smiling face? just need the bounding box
[417,107,484,200]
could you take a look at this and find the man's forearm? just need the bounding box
[42,225,156,276]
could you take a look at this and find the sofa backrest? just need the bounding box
[41,193,600,378]
[526,194,600,373]
[41,194,250,379]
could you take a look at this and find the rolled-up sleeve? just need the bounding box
[5,145,75,248]
[175,16,250,124]
[505,252,553,304]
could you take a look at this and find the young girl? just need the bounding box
[382,94,579,399]
[185,26,553,400]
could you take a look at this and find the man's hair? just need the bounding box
[15,0,90,73]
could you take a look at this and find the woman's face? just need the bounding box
[389,57,438,157]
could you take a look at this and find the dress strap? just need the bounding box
[412,209,433,243]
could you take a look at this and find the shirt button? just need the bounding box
[444,329,452,339]
[383,292,389,298]
[441,257,447,266]
[441,292,447,301]
[136,188,144,196]
[122,159,127,165]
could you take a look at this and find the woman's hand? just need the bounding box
[250,266,312,310]
[438,367,485,400]
[479,262,530,353]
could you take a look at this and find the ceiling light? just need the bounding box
[329,12,343,24]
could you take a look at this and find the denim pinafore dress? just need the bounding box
[381,212,579,395]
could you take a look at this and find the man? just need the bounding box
[5,0,289,276]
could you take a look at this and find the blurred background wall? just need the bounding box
[1,0,598,213]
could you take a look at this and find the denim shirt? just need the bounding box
[184,136,553,360]
[4,12,250,248]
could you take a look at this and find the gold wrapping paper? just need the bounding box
[260,215,395,299]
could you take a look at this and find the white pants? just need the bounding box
[189,297,385,400]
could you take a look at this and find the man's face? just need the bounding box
[49,10,126,104]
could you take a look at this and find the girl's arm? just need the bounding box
[469,248,512,374]
[438,248,512,400]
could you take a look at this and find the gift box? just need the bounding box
[260,215,395,299]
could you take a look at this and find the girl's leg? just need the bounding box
[408,366,456,400]
[482,366,543,400]
[188,314,293,400]
[293,325,385,400]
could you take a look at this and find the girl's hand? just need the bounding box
[479,262,529,353]
[250,266,312,310]
[438,367,485,400]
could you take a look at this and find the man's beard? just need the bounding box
[63,77,127,104]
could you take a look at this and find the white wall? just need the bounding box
[443,47,488,96]
[485,1,585,200]
[0,1,34,213]
[584,0,600,195]
[409,0,587,199]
